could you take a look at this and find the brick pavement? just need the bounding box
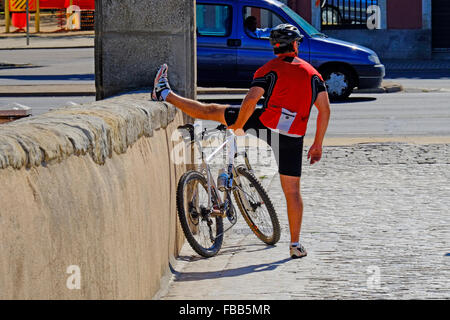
[161,142,450,299]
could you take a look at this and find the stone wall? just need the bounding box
[0,93,185,299]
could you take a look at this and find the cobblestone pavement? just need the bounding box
[161,142,450,300]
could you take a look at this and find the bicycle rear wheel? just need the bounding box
[233,165,280,245]
[176,170,224,257]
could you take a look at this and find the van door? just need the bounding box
[197,2,238,87]
[236,3,310,86]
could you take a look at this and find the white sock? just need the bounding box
[161,89,171,101]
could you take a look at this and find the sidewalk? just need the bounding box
[0,32,94,50]
[159,141,450,299]
[0,84,95,96]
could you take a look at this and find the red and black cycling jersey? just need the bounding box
[250,53,326,136]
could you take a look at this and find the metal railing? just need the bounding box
[321,0,379,29]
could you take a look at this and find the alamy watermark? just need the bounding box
[366,265,381,290]
[66,5,81,30]
[66,265,81,290]
[367,5,381,30]
[317,0,381,30]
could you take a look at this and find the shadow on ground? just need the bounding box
[170,257,291,282]
[331,97,377,104]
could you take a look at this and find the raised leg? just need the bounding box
[152,64,229,124]
[166,91,228,125]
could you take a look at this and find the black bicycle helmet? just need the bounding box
[270,24,304,53]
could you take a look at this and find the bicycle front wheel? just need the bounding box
[176,170,224,257]
[233,165,280,245]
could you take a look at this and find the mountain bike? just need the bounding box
[176,123,280,258]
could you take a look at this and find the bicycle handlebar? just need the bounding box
[215,124,227,131]
[177,123,230,142]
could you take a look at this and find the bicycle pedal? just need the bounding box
[210,209,226,218]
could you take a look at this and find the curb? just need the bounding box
[353,81,403,94]
[353,86,403,94]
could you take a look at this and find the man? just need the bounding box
[152,24,330,259]
[244,16,271,39]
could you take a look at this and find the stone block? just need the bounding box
[95,0,196,100]
[101,0,193,33]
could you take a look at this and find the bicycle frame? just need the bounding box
[186,123,253,212]
[176,123,281,254]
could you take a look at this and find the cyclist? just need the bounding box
[152,24,330,259]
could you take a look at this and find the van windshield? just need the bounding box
[280,5,325,37]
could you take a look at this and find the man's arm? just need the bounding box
[307,91,331,164]
[228,86,265,135]
[255,28,272,39]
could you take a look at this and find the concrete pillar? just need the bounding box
[95,0,196,101]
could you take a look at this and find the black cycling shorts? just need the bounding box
[224,107,304,177]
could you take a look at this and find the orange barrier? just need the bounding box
[9,0,36,12]
[38,0,94,9]
[64,0,94,10]
[11,12,27,29]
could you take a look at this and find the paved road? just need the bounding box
[0,96,95,116]
[307,92,450,138]
[2,91,449,142]
[0,34,94,50]
[198,91,450,140]
[0,48,95,115]
[0,48,94,85]
[3,47,450,91]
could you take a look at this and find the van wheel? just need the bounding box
[321,66,355,101]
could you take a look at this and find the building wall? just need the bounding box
[324,29,431,59]
[288,0,432,59]
[387,0,422,29]
[288,0,312,23]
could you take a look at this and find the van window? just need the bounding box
[244,6,286,39]
[197,4,232,37]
